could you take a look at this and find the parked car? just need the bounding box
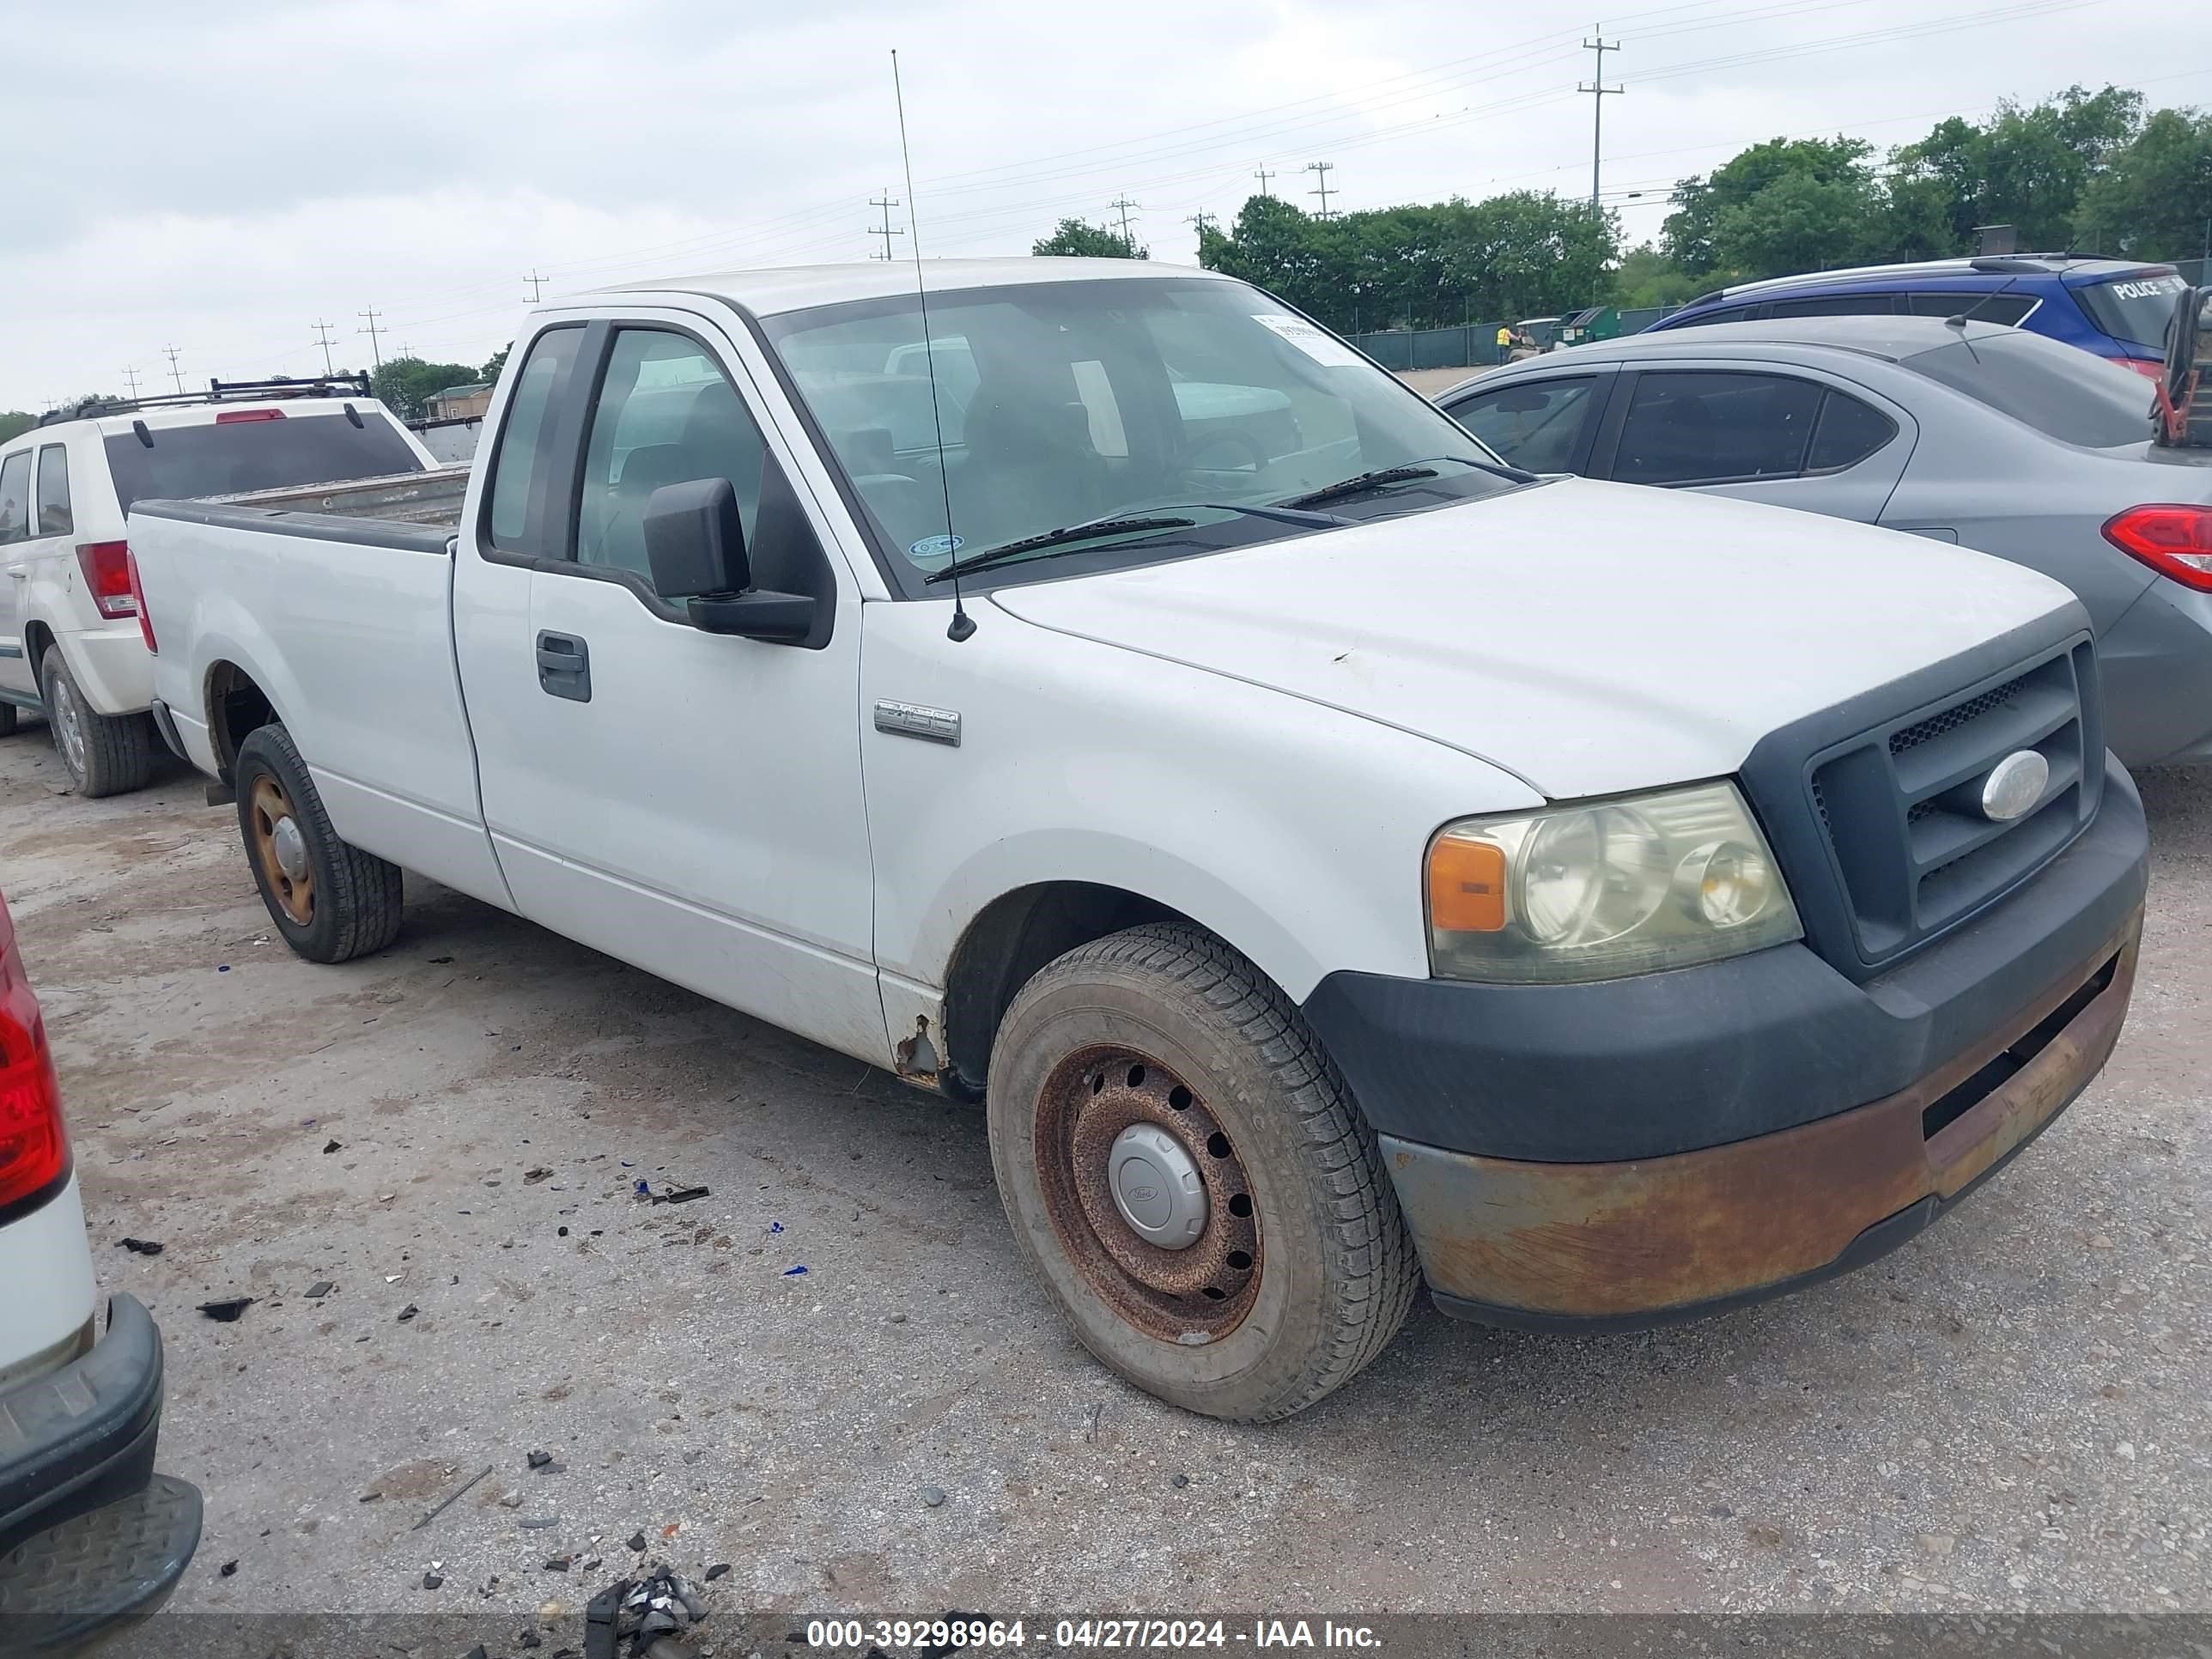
[0,885,199,1642]
[0,377,434,795]
[1437,314,2212,768]
[131,259,2145,1421]
[1642,254,2189,377]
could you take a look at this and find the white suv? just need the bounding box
[0,378,433,794]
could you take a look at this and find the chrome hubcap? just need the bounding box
[1107,1121,1207,1249]
[271,816,309,879]
[50,678,85,777]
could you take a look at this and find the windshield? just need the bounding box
[761,276,1515,589]
[104,410,422,512]
[2073,270,2186,351]
[1902,329,2154,448]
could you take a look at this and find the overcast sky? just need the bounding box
[0,0,2188,410]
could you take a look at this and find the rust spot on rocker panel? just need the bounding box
[1399,915,2141,1320]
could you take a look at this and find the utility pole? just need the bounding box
[1304,161,1336,219]
[161,345,185,394]
[525,270,548,303]
[1580,28,1623,214]
[1253,166,1275,200]
[1187,211,1218,238]
[311,320,338,376]
[121,366,143,400]
[868,189,904,260]
[358,307,385,370]
[1107,196,1140,253]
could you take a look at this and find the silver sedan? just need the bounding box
[1437,315,2212,767]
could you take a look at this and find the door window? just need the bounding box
[483,325,586,554]
[0,452,30,544]
[1804,392,1899,473]
[1611,371,1824,485]
[574,329,770,585]
[1444,377,1596,472]
[1905,291,2036,325]
[34,447,72,537]
[1766,294,1899,318]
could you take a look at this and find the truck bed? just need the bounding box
[198,465,471,529]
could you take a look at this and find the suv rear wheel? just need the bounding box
[38,647,155,798]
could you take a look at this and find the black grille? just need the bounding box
[1796,641,2101,969]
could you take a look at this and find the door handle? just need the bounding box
[534,630,591,702]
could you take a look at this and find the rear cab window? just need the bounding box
[1902,331,2154,448]
[103,408,423,514]
[2073,270,2188,350]
[34,447,72,536]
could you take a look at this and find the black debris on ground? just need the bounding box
[525,1167,555,1183]
[219,1559,237,1577]
[322,1139,342,1154]
[654,1186,710,1206]
[304,1281,334,1299]
[596,1560,712,1658]
[703,1564,731,1582]
[544,1555,572,1572]
[527,1449,554,1469]
[465,1646,489,1659]
[397,1304,419,1322]
[118,1237,163,1256]
[197,1297,253,1322]
[520,1516,561,1529]
[422,1572,444,1590]
[626,1533,647,1553]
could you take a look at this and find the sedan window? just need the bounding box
[1443,377,1596,472]
[1903,331,2153,448]
[1611,371,1823,485]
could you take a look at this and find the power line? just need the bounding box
[311,320,339,376]
[1107,195,1141,252]
[868,189,905,259]
[1581,29,1625,212]
[161,346,185,394]
[525,270,548,303]
[358,307,385,371]
[1304,161,1336,219]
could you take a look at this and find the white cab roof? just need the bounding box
[592,258,1231,319]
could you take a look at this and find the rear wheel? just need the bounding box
[233,724,404,963]
[38,647,155,797]
[987,923,1417,1421]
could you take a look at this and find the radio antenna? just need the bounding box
[892,49,974,643]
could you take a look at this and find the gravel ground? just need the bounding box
[1,720,2205,1625]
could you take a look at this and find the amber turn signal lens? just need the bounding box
[1428,835,1508,933]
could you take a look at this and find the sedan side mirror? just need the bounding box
[641,477,816,643]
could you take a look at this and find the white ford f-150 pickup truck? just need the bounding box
[129,258,2148,1420]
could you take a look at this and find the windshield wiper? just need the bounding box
[921,515,1197,584]
[1275,459,1468,509]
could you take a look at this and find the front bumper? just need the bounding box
[1304,769,2148,1328]
[0,1296,200,1648]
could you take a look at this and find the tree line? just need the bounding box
[1033,82,2211,337]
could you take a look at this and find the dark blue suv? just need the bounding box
[1644,255,2187,379]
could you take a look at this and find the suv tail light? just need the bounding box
[2117,358,2165,380]
[125,548,158,654]
[2103,505,2212,592]
[75,540,138,619]
[0,892,70,1218]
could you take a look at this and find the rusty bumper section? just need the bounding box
[1384,914,2142,1330]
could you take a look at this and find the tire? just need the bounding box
[233,724,404,963]
[39,646,156,797]
[987,923,1418,1421]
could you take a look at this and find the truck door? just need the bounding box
[450,313,884,1066]
[0,448,33,699]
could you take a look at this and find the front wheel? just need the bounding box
[987,924,1418,1421]
[39,646,155,796]
[233,724,404,963]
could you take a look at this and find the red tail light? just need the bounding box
[75,540,137,619]
[0,893,70,1217]
[2103,505,2212,592]
[215,408,284,423]
[2117,358,2165,380]
[125,548,158,654]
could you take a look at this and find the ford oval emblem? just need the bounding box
[1979,750,2049,822]
[1127,1185,1160,1203]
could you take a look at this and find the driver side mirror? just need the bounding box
[642,477,815,643]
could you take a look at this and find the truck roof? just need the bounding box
[593,257,1232,318]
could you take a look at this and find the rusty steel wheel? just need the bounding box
[1034,1046,1262,1344]
[247,775,316,926]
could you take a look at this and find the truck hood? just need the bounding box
[988,478,2077,799]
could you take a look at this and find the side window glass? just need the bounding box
[1767,294,1899,318]
[0,452,30,545]
[1805,391,1899,473]
[34,447,73,537]
[485,325,585,553]
[1906,291,2035,325]
[574,329,769,586]
[1445,377,1595,473]
[1612,371,1823,486]
[1676,304,1756,328]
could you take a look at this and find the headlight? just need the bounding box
[1425,781,1802,983]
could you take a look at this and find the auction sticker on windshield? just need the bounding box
[1251,313,1364,368]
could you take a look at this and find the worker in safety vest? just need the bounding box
[1495,325,1513,355]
